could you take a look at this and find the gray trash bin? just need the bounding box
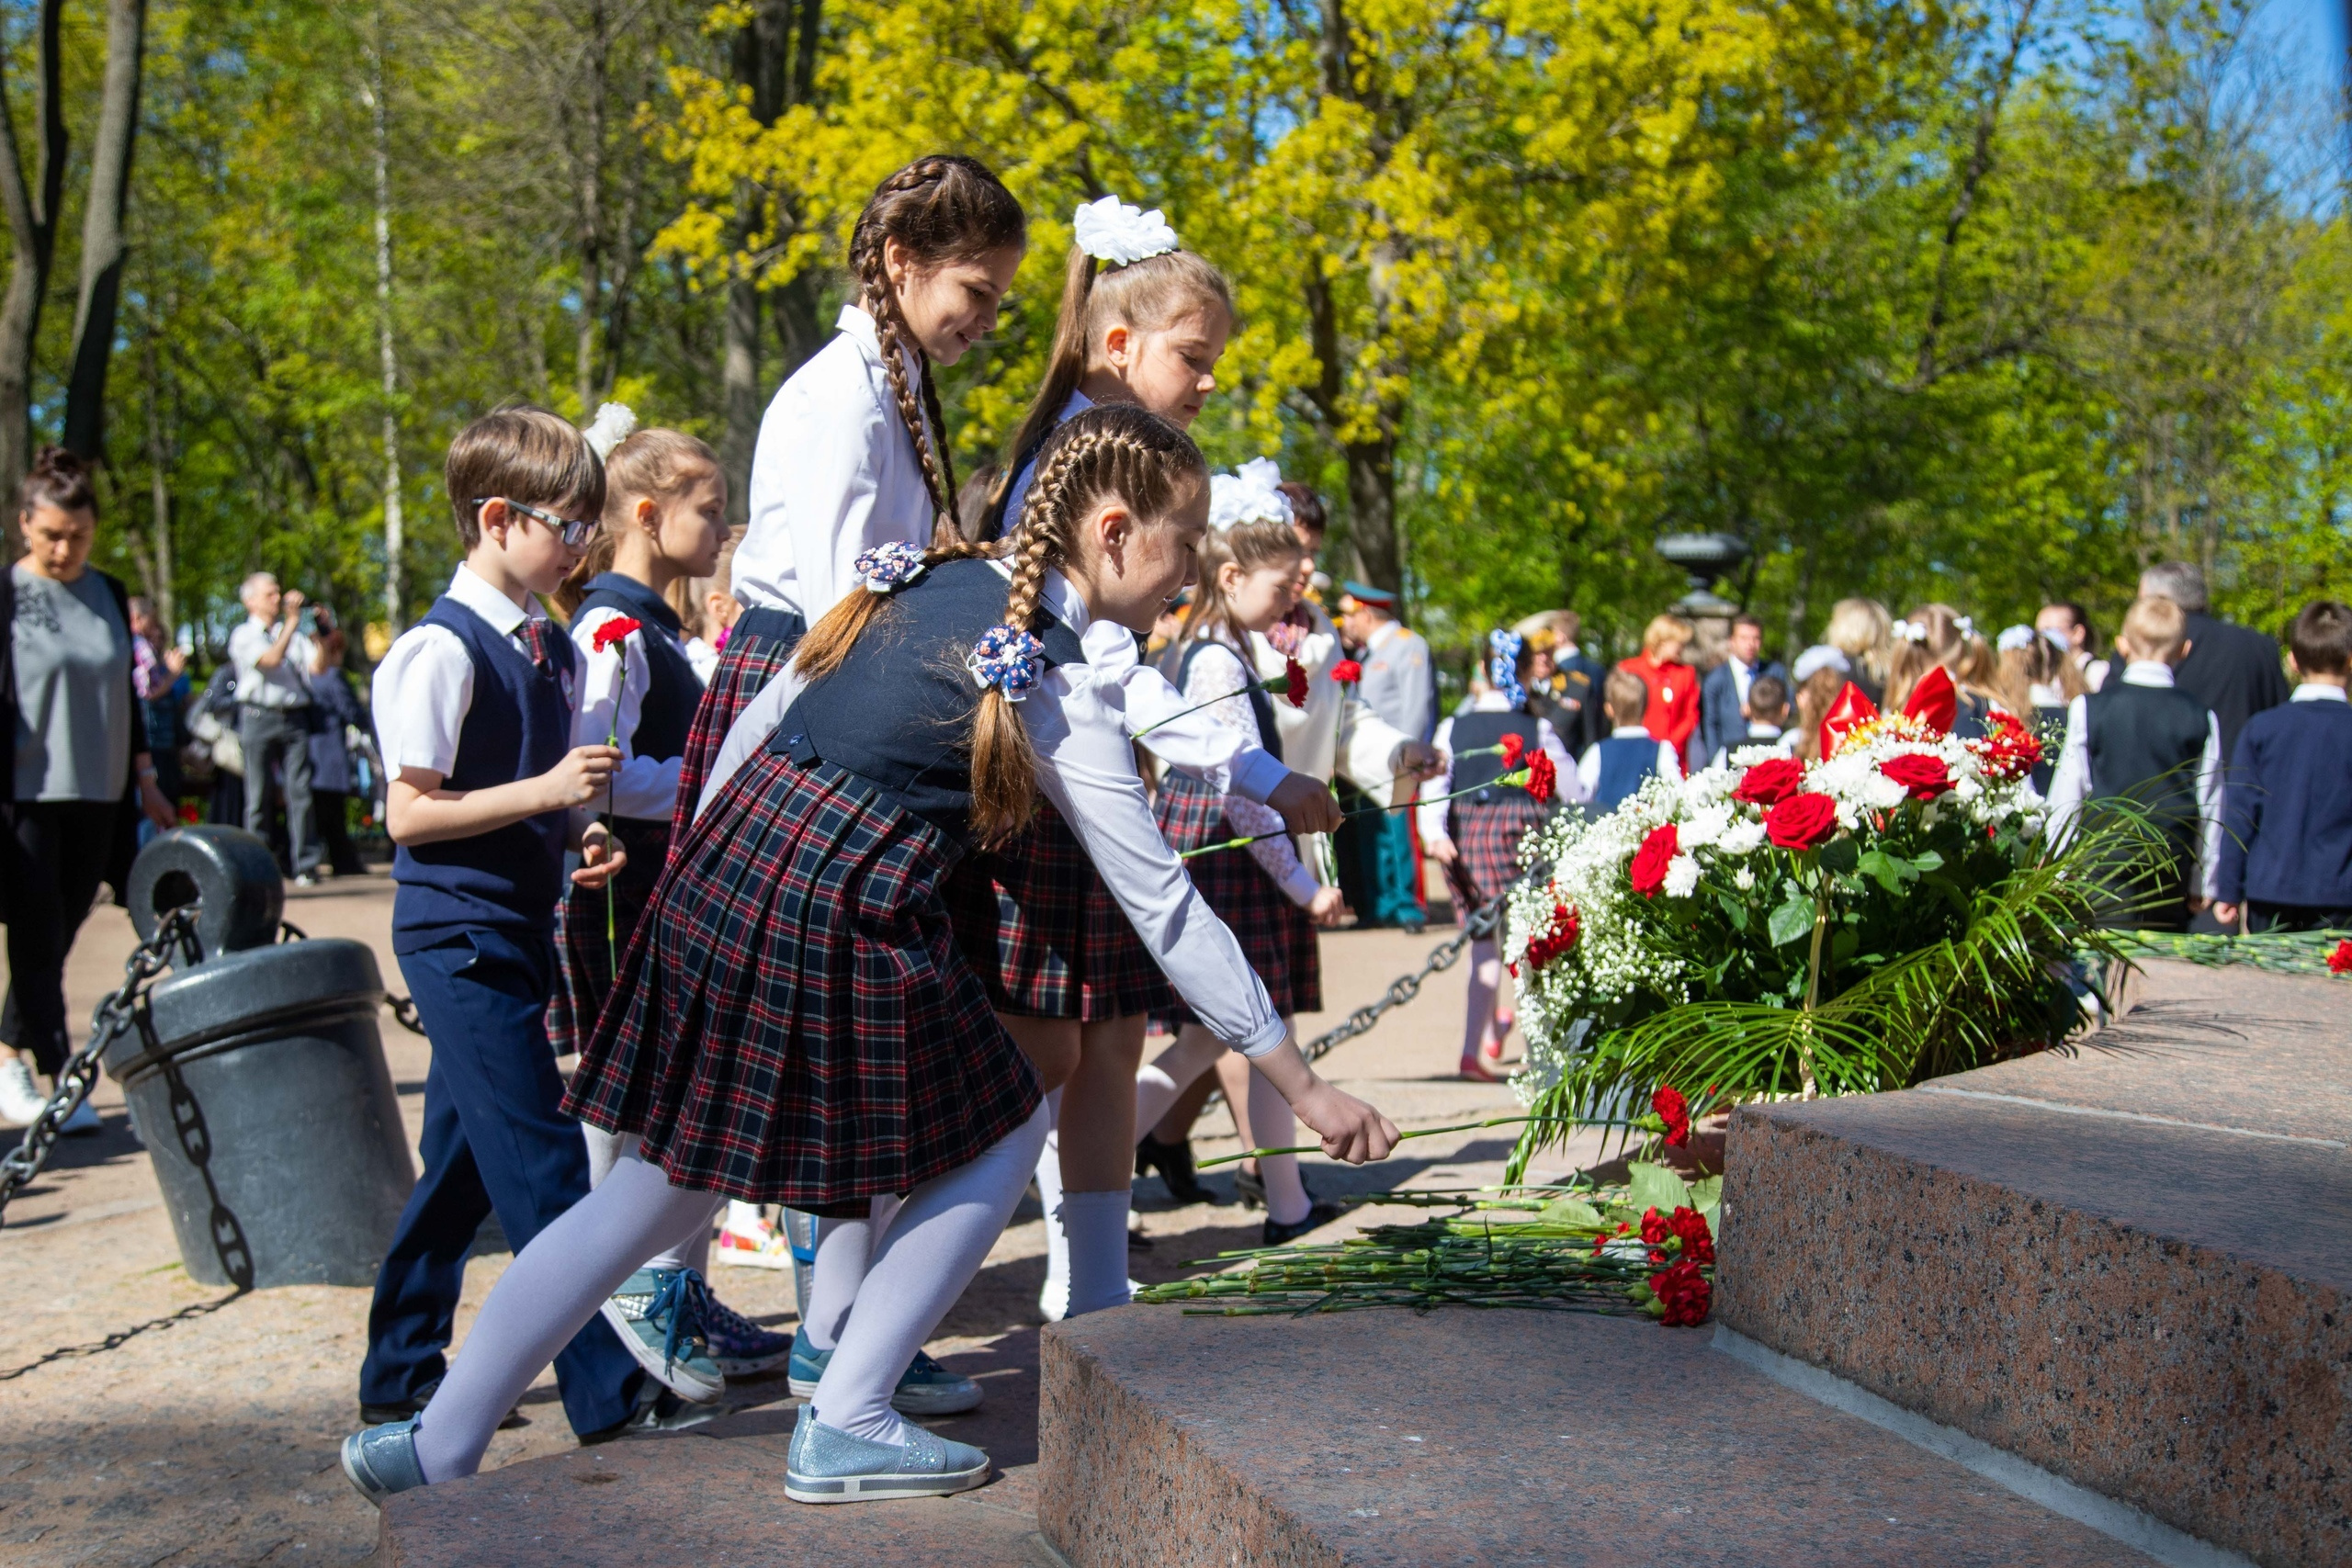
[103,939,415,1289]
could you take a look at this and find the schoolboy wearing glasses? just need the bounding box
[356,408,660,1441]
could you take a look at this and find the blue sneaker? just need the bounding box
[705,1296,793,1376]
[597,1268,725,1404]
[786,1329,983,1416]
[340,1416,426,1508]
[783,1403,989,1505]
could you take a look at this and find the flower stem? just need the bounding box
[1178,773,1537,860]
[1797,867,1827,1099]
[1196,1112,1636,1168]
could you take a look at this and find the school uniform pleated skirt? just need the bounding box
[945,799,1176,1021]
[670,607,806,841]
[1446,795,1546,909]
[566,753,1041,1213]
[1150,773,1320,1024]
[546,815,672,1056]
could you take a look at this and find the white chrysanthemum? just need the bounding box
[1734,864,1757,891]
[1681,802,1734,850]
[1663,854,1701,898]
[1071,195,1180,265]
[1718,818,1767,855]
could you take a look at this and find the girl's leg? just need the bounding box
[583,1126,724,1272]
[1033,1089,1069,1318]
[1215,1040,1311,1227]
[811,1102,1050,1442]
[1059,1016,1148,1316]
[412,1155,720,1483]
[1133,1023,1227,1135]
[800,1193,902,1351]
[1462,938,1502,1073]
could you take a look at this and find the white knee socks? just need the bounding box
[413,1155,720,1483]
[811,1102,1050,1443]
[582,1124,723,1273]
[1035,1090,1069,1318]
[1060,1189,1133,1316]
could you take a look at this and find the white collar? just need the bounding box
[983,557,1091,638]
[2291,682,2349,703]
[836,303,879,359]
[1748,720,1783,737]
[447,564,540,636]
[1726,653,1756,673]
[1467,691,1517,712]
[2120,660,2176,689]
[1610,725,1652,739]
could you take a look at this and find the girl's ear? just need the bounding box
[635,495,661,533]
[1102,322,1132,368]
[1216,558,1243,597]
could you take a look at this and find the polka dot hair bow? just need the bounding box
[1487,628,1527,709]
[854,541,928,594]
[969,623,1047,703]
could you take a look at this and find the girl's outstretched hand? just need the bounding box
[1292,1079,1400,1165]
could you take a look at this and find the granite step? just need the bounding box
[1715,958,2351,1568]
[1038,1304,2163,1566]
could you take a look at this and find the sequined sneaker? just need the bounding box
[786,1328,985,1416]
[340,1416,426,1508]
[597,1267,725,1404]
[704,1296,793,1376]
[784,1404,989,1505]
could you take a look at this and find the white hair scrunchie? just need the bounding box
[583,401,636,460]
[1071,195,1179,267]
[1207,456,1293,531]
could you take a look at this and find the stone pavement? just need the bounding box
[0,869,1523,1566]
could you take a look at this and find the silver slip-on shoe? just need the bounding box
[784,1403,990,1504]
[341,1416,428,1508]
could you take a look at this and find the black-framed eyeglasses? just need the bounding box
[475,497,597,548]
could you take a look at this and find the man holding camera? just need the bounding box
[228,571,321,883]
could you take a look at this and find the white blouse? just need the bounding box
[569,602,695,821]
[697,566,1288,1057]
[1170,634,1319,907]
[733,305,939,622]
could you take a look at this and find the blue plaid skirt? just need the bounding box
[546,815,671,1057]
[670,607,804,844]
[567,752,1041,1210]
[1150,773,1320,1024]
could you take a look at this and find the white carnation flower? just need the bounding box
[1719,819,1767,855]
[1734,865,1756,891]
[1681,802,1734,849]
[1071,195,1180,265]
[1663,854,1701,898]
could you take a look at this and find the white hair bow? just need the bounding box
[1207,457,1293,531]
[1953,615,1977,640]
[1894,620,1928,643]
[1071,195,1179,266]
[1996,625,2036,653]
[583,402,636,460]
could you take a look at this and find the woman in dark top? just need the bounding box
[0,447,176,1128]
[306,614,367,876]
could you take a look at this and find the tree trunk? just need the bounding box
[368,6,405,633]
[572,0,609,418]
[139,331,173,632]
[62,0,147,462]
[721,276,760,528]
[0,0,66,516]
[1342,435,1400,591]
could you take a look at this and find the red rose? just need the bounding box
[1498,732,1526,768]
[1651,1083,1690,1145]
[1640,1206,1669,1245]
[1283,657,1309,707]
[1628,824,1679,897]
[1521,901,1580,971]
[1732,755,1804,806]
[590,615,642,654]
[1879,752,1954,803]
[1668,1204,1714,1265]
[1649,1259,1712,1327]
[1763,791,1838,852]
[2331,940,2352,976]
[1525,750,1557,805]
[1331,659,1363,684]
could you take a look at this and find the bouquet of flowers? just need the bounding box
[1501,671,2169,1179]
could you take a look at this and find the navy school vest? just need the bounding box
[765,557,1086,842]
[390,597,577,953]
[1176,638,1284,761]
[1593,735,1660,810]
[1449,709,1540,800]
[577,571,700,773]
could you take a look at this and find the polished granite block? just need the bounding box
[1038,1305,2160,1566]
[1716,961,2351,1568]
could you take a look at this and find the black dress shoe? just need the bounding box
[1235,1164,1316,1212]
[1135,1132,1212,1205]
[1261,1200,1345,1247]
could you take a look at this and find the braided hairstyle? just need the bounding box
[848,155,1026,547]
[792,404,1206,846]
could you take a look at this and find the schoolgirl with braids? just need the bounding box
[342,404,1397,1510]
[947,196,1335,1322]
[672,152,1026,824]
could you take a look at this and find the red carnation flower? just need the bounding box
[1668,1205,1714,1265]
[1525,750,1557,805]
[1651,1083,1690,1146]
[1763,791,1839,852]
[1732,755,1804,807]
[1331,658,1363,684]
[1640,1206,1669,1246]
[1649,1258,1712,1327]
[1283,657,1309,708]
[590,615,642,654]
[1521,901,1580,972]
[2330,940,2352,976]
[1628,823,1679,898]
[1972,711,2043,783]
[1879,752,1955,803]
[1499,732,1526,768]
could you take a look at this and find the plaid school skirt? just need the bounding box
[546,815,672,1056]
[1446,795,1546,910]
[1151,773,1320,1024]
[566,753,1041,1213]
[670,607,805,843]
[946,799,1174,1021]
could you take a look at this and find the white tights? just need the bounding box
[582,1125,721,1276]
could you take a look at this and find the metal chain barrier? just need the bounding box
[387,994,426,1035]
[1298,893,1508,1066]
[0,903,204,1224]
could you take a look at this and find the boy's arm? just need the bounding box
[386,748,620,846]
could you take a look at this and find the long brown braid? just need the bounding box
[846,155,1025,547]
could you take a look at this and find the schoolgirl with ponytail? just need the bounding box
[671,153,1026,821]
[947,197,1330,1321]
[342,404,1397,1510]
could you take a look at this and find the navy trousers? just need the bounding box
[359,927,640,1436]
